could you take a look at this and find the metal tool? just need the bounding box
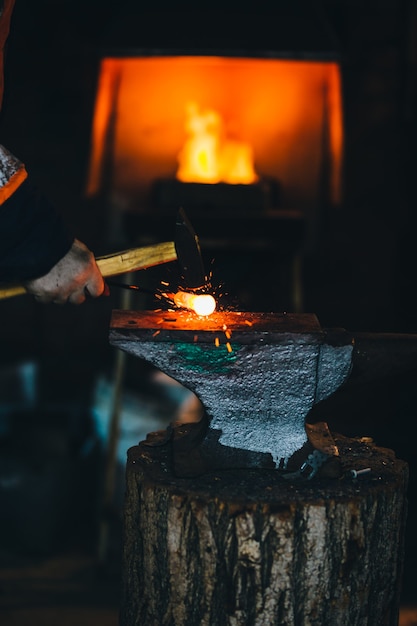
[0,241,177,300]
[109,310,417,479]
[175,207,207,290]
[105,281,156,296]
[109,311,354,478]
[107,209,209,302]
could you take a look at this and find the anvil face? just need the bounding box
[109,311,353,472]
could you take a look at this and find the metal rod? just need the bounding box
[106,280,156,296]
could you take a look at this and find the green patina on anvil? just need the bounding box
[175,342,238,373]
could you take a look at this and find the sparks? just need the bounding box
[173,291,216,316]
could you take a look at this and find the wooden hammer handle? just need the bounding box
[0,241,177,300]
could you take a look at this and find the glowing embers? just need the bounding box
[176,102,258,185]
[173,290,216,316]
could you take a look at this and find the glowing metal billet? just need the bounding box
[173,291,216,316]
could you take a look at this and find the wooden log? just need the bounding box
[120,433,408,626]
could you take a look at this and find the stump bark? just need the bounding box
[120,433,408,626]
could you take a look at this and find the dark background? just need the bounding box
[0,0,416,605]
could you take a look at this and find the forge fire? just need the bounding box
[86,55,343,212]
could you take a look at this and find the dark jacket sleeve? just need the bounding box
[0,177,74,282]
[0,2,73,282]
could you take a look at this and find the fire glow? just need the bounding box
[87,56,344,208]
[176,102,258,185]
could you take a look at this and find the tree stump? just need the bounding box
[120,433,408,626]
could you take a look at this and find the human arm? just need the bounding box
[24,238,106,305]
[0,145,105,304]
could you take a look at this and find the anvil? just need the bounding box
[109,310,360,478]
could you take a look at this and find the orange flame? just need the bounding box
[176,102,258,185]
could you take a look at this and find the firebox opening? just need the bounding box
[86,54,343,216]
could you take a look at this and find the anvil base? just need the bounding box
[141,418,342,479]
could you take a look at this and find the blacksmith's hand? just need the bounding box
[24,239,108,305]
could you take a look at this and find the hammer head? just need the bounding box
[109,311,353,476]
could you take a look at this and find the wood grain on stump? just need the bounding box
[120,433,408,626]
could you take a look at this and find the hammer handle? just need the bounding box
[0,241,177,300]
